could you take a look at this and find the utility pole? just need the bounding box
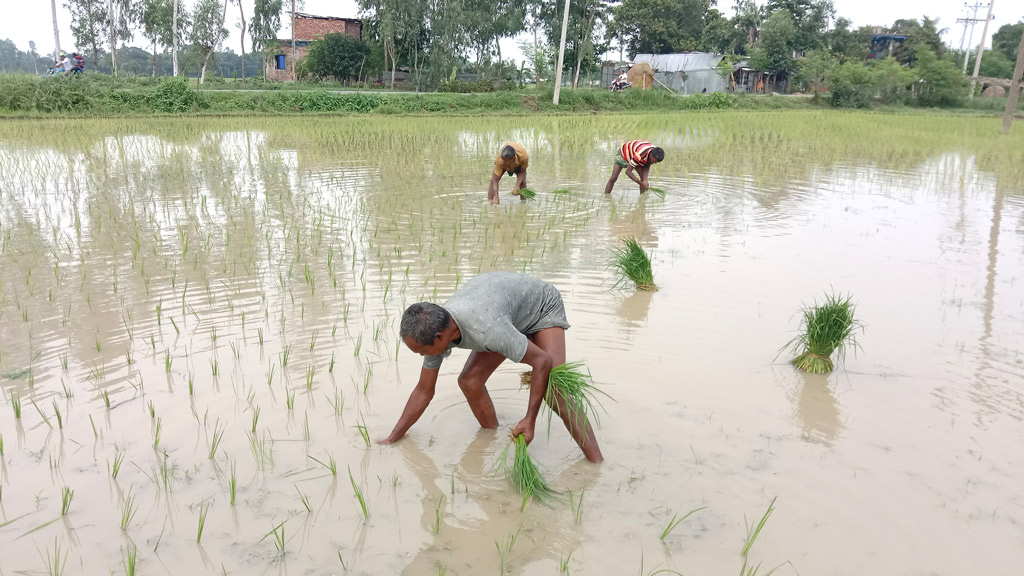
[552,0,571,105]
[957,2,986,74]
[50,0,61,59]
[1002,25,1024,134]
[968,0,995,99]
[291,0,296,81]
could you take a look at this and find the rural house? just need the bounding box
[268,12,362,81]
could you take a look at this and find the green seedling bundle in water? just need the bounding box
[612,236,657,291]
[499,434,558,510]
[523,361,611,431]
[647,187,667,199]
[786,292,862,373]
[515,188,536,199]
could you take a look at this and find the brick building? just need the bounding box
[267,12,363,81]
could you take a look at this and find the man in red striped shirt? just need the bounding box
[604,140,664,195]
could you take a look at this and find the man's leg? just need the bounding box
[457,351,505,428]
[531,327,604,463]
[604,164,623,195]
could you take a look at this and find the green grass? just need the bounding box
[498,434,558,510]
[612,236,657,291]
[786,293,862,373]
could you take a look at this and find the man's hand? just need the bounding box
[639,181,649,192]
[377,435,399,445]
[511,417,537,444]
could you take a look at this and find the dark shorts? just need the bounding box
[505,166,524,177]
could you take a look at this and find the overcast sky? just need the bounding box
[3,0,1020,62]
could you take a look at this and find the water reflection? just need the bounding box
[793,371,843,446]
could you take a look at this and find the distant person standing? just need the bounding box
[604,140,664,195]
[488,143,529,204]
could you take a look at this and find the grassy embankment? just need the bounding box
[0,73,1020,117]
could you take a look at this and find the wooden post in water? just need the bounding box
[1002,29,1024,134]
[552,0,571,105]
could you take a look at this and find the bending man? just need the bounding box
[488,143,529,204]
[380,272,603,463]
[605,140,664,195]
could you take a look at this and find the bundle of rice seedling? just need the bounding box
[611,236,657,291]
[520,361,611,431]
[785,292,862,373]
[498,433,558,510]
[515,188,536,199]
[647,187,666,198]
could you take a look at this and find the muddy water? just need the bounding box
[0,113,1022,576]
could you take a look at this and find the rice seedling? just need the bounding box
[251,406,260,432]
[286,388,296,410]
[60,487,74,516]
[208,420,225,459]
[305,365,315,389]
[281,345,292,367]
[111,450,125,479]
[309,452,337,476]
[329,351,336,373]
[568,485,586,524]
[229,461,237,505]
[261,520,286,553]
[51,401,63,429]
[551,188,571,194]
[515,188,536,199]
[148,401,155,418]
[348,465,369,518]
[40,537,68,576]
[196,502,210,543]
[742,496,777,558]
[356,419,370,447]
[433,496,443,534]
[164,351,172,372]
[32,399,53,428]
[296,485,312,512]
[785,293,862,373]
[559,551,573,574]
[659,505,706,540]
[61,380,72,398]
[498,434,558,510]
[646,187,667,199]
[0,434,4,456]
[11,393,21,419]
[102,389,111,408]
[120,489,138,531]
[89,415,98,438]
[611,236,657,291]
[122,544,137,576]
[153,417,162,450]
[495,527,521,575]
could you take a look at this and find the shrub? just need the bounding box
[151,79,201,113]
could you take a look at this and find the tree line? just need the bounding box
[4,0,1022,95]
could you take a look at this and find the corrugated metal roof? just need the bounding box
[633,53,724,72]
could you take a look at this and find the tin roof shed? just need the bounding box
[631,52,727,94]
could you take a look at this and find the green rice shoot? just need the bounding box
[516,187,537,199]
[611,236,657,291]
[785,292,862,373]
[647,187,667,198]
[498,433,558,510]
[551,188,571,194]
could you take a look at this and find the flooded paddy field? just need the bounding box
[0,112,1023,576]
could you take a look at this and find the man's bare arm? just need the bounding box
[514,169,527,192]
[379,366,439,444]
[510,341,553,444]
[488,172,501,203]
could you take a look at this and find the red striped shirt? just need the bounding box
[620,140,656,168]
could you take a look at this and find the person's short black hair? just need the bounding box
[400,303,451,346]
[500,145,516,160]
[650,147,665,163]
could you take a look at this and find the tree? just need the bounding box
[764,0,833,53]
[250,0,283,76]
[992,21,1023,63]
[828,17,872,62]
[305,33,370,81]
[612,0,711,56]
[141,0,173,76]
[749,9,797,76]
[233,0,246,79]
[794,49,836,94]
[539,0,608,84]
[891,16,946,66]
[190,0,229,83]
[913,47,967,107]
[107,0,139,75]
[67,0,108,71]
[700,8,746,54]
[464,0,525,80]
[966,50,1015,79]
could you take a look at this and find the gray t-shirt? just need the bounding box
[423,272,570,369]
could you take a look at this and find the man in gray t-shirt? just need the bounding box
[379,272,603,463]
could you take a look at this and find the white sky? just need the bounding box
[3,0,1020,62]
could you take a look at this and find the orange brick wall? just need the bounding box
[266,15,362,82]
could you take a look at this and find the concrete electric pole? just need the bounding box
[553,0,571,105]
[968,0,995,99]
